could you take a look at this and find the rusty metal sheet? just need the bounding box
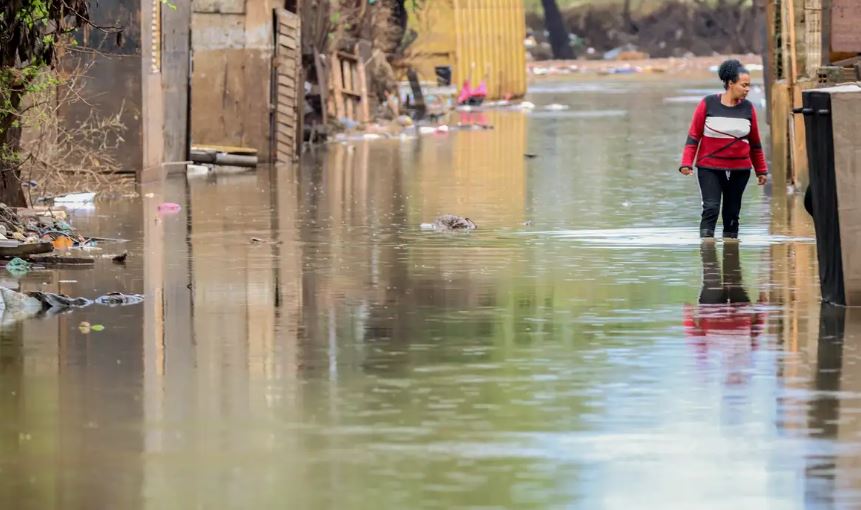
[832,0,861,52]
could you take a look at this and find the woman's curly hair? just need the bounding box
[718,59,749,89]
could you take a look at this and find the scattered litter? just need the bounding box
[52,236,75,251]
[79,321,91,334]
[250,237,281,245]
[91,324,105,332]
[95,293,144,306]
[5,258,32,276]
[157,203,182,215]
[0,287,42,323]
[29,292,92,309]
[544,103,570,111]
[514,101,536,110]
[29,255,95,267]
[112,252,128,264]
[53,192,95,205]
[144,193,155,198]
[421,215,477,231]
[187,163,211,176]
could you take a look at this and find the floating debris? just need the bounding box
[53,192,96,205]
[421,215,477,231]
[95,293,144,306]
[157,203,182,215]
[5,258,32,277]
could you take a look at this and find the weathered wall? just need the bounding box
[162,0,193,165]
[191,0,282,161]
[62,0,143,173]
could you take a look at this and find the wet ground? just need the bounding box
[2,78,858,509]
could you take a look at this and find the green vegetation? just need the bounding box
[1,0,90,206]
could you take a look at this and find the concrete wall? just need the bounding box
[191,0,282,161]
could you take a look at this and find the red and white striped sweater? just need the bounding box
[681,94,768,175]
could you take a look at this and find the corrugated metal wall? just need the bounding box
[410,0,527,99]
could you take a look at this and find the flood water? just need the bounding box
[2,79,859,509]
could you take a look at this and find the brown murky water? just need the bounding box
[2,79,858,509]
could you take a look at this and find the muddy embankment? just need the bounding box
[526,1,764,60]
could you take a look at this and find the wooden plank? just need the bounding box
[277,34,298,50]
[790,84,810,188]
[315,52,329,124]
[770,81,791,187]
[279,15,299,29]
[330,53,346,119]
[276,57,298,73]
[273,8,302,163]
[277,74,297,90]
[336,51,359,62]
[278,94,297,107]
[356,58,370,123]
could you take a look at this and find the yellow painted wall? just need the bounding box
[407,0,527,99]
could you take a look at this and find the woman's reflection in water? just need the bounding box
[684,242,766,385]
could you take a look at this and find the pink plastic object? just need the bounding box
[471,80,487,99]
[157,202,182,215]
[457,80,472,105]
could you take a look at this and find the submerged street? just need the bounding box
[2,78,856,509]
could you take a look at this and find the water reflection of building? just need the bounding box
[408,111,527,227]
[804,306,861,506]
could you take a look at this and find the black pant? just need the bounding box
[698,168,751,237]
[699,242,750,305]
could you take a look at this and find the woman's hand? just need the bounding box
[679,166,693,176]
[757,174,767,186]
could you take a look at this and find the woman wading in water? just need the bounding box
[679,59,768,240]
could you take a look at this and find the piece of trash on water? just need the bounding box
[30,291,92,309]
[250,237,281,245]
[95,293,144,306]
[79,321,91,334]
[52,235,74,251]
[144,193,155,198]
[91,324,104,332]
[58,280,78,284]
[0,287,42,319]
[157,202,182,215]
[112,252,128,264]
[544,103,570,111]
[186,163,210,177]
[54,192,95,204]
[5,258,31,277]
[524,153,538,159]
[421,215,477,231]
